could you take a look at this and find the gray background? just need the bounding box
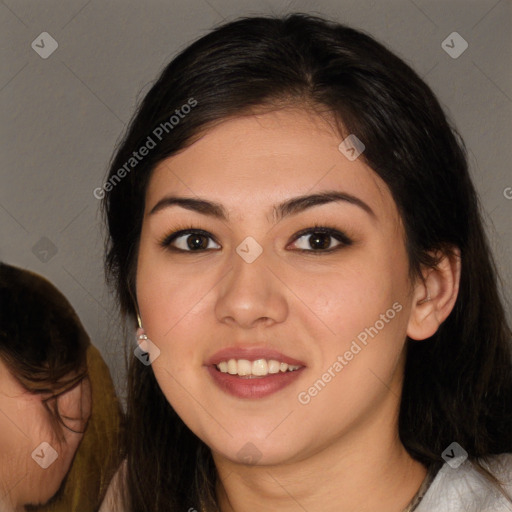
[1,0,511,399]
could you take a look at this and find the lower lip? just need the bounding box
[206,365,305,399]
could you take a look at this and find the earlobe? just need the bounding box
[407,248,461,341]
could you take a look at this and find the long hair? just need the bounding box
[102,13,512,510]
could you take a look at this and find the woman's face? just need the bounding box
[0,358,91,510]
[136,107,418,466]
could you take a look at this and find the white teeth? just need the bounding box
[252,359,268,376]
[237,359,252,376]
[216,358,302,377]
[268,360,280,374]
[227,359,237,375]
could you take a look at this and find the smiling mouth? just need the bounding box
[215,358,303,378]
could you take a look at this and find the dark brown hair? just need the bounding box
[0,262,89,409]
[102,13,512,510]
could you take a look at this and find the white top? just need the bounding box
[416,453,512,512]
[99,453,512,511]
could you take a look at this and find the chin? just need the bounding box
[209,434,303,467]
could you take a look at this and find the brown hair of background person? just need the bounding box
[0,262,91,511]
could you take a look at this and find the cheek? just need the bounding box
[137,233,209,330]
[290,253,411,425]
[0,403,28,463]
[294,252,408,346]
[137,263,215,357]
[0,400,69,505]
[136,225,231,359]
[136,249,215,416]
[295,257,410,413]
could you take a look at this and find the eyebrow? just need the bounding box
[149,190,375,222]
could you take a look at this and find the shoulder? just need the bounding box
[98,458,128,512]
[416,453,512,512]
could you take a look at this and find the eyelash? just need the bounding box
[159,223,353,255]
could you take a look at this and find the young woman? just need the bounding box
[100,13,512,512]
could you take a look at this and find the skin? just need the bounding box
[136,107,460,512]
[0,358,91,511]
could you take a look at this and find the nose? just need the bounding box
[214,245,288,329]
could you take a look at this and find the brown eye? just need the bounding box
[289,227,353,253]
[161,229,221,252]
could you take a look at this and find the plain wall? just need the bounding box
[1,0,511,398]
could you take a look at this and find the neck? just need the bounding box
[213,379,427,512]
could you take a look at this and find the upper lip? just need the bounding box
[205,346,306,367]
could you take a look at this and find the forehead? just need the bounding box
[146,108,397,222]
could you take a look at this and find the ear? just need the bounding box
[407,248,461,340]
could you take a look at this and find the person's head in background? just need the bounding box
[0,263,91,512]
[102,13,512,511]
